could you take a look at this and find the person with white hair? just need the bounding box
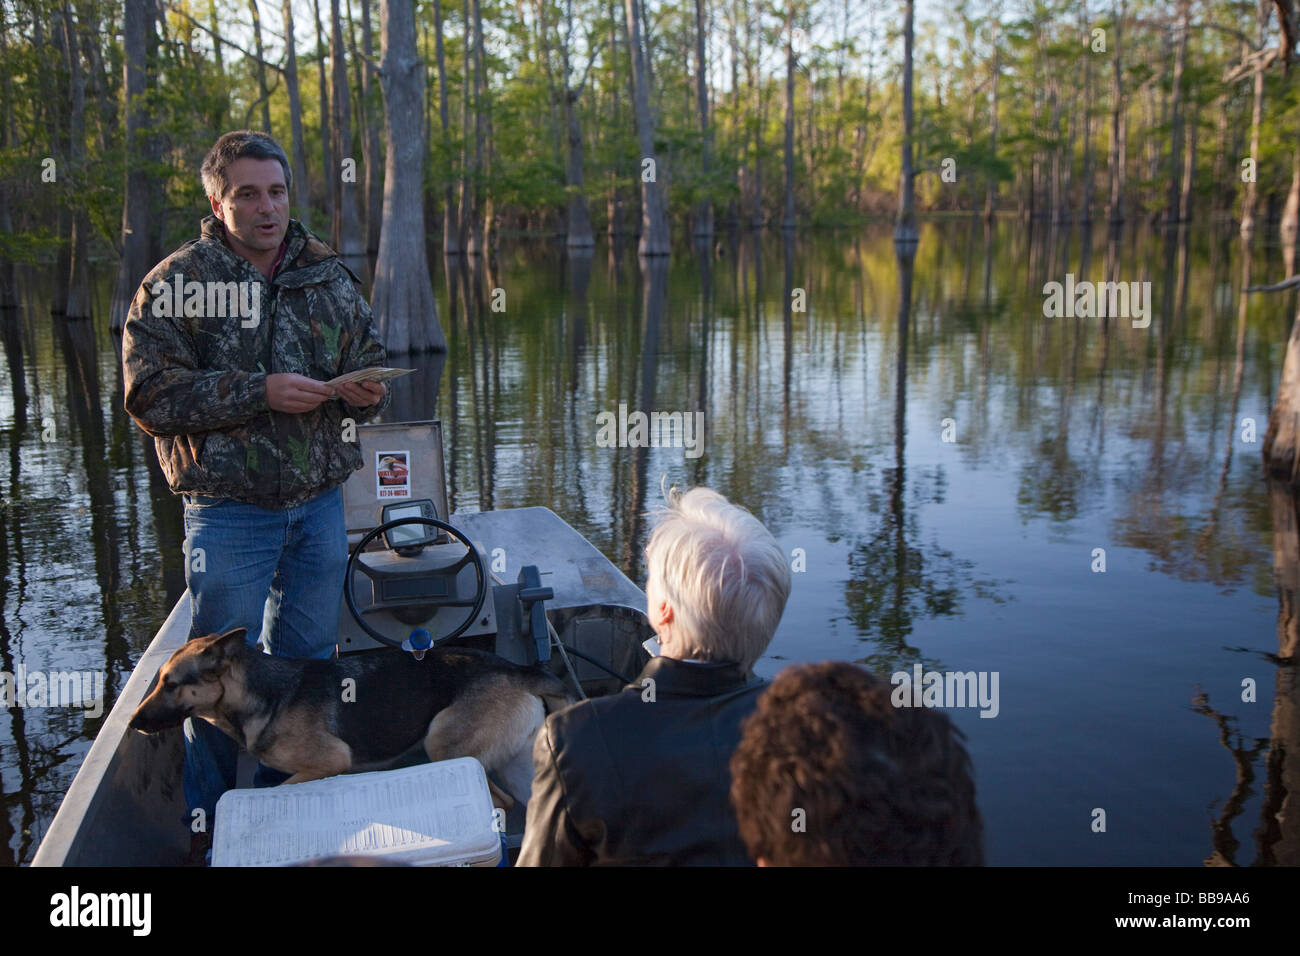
[517,485,792,866]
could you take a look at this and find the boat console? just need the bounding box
[338,421,653,694]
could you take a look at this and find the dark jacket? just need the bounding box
[122,216,389,509]
[517,656,767,866]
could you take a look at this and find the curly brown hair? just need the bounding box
[729,661,984,865]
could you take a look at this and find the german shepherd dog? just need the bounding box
[129,629,572,807]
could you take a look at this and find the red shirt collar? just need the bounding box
[270,240,288,278]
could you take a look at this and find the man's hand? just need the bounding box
[334,380,387,407]
[266,373,335,413]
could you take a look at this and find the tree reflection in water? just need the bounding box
[845,242,970,675]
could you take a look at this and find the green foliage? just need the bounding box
[4,0,1300,262]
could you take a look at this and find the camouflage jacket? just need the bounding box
[122,215,390,509]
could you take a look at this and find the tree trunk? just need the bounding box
[307,0,333,224]
[725,0,739,226]
[1165,0,1188,224]
[350,5,367,177]
[458,0,473,251]
[560,0,592,248]
[564,87,594,248]
[110,0,155,333]
[1146,41,1166,218]
[694,0,713,238]
[607,0,624,237]
[849,9,873,212]
[1283,146,1300,245]
[1061,77,1076,221]
[1081,2,1094,224]
[781,10,795,231]
[1212,93,1229,218]
[536,0,563,181]
[0,20,15,308]
[1048,74,1062,224]
[422,10,434,244]
[476,0,495,254]
[1107,0,1126,227]
[750,0,763,227]
[1180,102,1197,225]
[61,2,91,320]
[248,0,273,133]
[895,0,917,243]
[210,0,224,72]
[556,0,582,251]
[373,0,445,353]
[624,0,670,254]
[282,0,312,222]
[834,0,847,158]
[80,4,117,159]
[330,0,365,271]
[804,32,815,201]
[357,0,382,256]
[638,0,658,122]
[48,15,69,317]
[1242,62,1266,236]
[1241,67,1264,238]
[1266,303,1300,484]
[464,0,487,255]
[433,0,458,253]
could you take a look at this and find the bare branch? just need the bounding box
[1188,21,1262,50]
[1223,46,1279,84]
[242,73,283,126]
[354,47,381,78]
[574,36,610,96]
[1247,274,1300,293]
[161,0,285,74]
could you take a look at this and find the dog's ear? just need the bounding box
[217,627,248,647]
[195,628,247,674]
[213,628,249,659]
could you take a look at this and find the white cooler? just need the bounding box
[212,757,502,867]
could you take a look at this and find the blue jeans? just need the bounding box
[181,486,347,828]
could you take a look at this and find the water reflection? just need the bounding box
[54,317,129,702]
[843,243,974,673]
[1257,480,1300,865]
[1191,688,1269,867]
[1113,231,1266,590]
[0,222,1291,863]
[620,258,669,579]
[1198,479,1300,867]
[1,312,26,433]
[1,275,186,863]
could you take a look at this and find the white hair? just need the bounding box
[645,485,791,672]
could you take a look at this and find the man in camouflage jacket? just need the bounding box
[122,193,388,506]
[121,131,389,841]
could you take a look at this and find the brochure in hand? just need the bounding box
[324,367,415,389]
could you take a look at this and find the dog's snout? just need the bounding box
[128,705,156,733]
[129,692,181,734]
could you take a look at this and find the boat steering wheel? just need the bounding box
[344,516,488,648]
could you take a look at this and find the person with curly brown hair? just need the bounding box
[729,661,984,866]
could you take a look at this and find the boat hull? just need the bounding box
[34,506,652,866]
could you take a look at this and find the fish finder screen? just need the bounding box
[387,506,426,545]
